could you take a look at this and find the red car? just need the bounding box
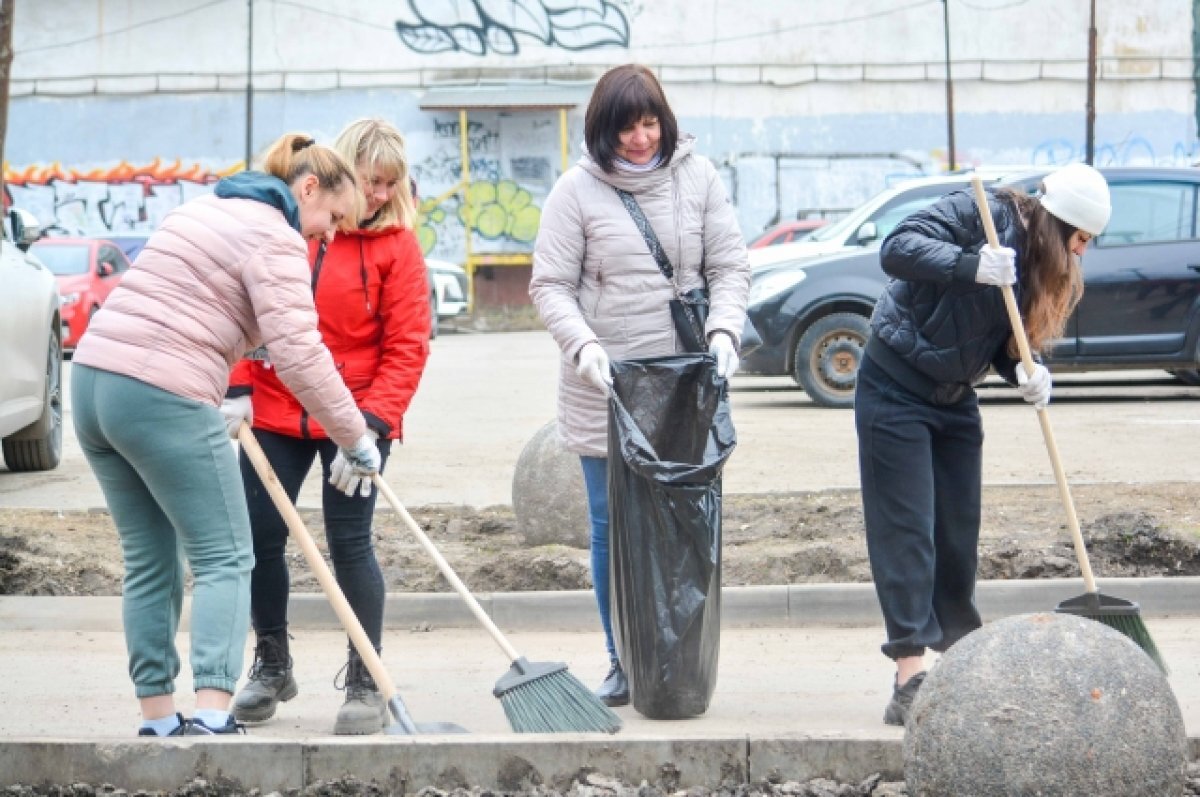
[748,219,829,249]
[30,238,131,350]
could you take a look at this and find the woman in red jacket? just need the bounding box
[224,118,431,735]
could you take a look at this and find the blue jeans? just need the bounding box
[580,455,617,663]
[73,365,253,698]
[239,429,392,652]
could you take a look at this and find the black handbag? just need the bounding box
[615,188,761,356]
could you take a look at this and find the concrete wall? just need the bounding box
[8,0,1197,261]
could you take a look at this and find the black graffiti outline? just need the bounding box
[395,0,630,56]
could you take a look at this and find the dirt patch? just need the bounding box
[0,483,1198,597]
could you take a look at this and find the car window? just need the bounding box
[99,246,129,273]
[1096,181,1197,247]
[870,195,950,243]
[30,243,90,276]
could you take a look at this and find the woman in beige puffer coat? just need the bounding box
[529,64,750,708]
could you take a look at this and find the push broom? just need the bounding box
[370,473,622,734]
[970,176,1166,673]
[237,424,466,734]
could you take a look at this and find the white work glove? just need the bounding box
[219,395,253,439]
[329,430,381,498]
[1015,362,1052,409]
[709,331,739,379]
[576,342,613,395]
[976,245,1017,286]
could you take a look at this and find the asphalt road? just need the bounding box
[2,329,1198,510]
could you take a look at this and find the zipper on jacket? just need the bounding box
[311,240,328,294]
[359,238,372,314]
[296,240,328,440]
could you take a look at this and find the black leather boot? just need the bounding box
[232,630,298,722]
[595,659,629,707]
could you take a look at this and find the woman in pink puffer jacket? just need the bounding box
[71,133,379,737]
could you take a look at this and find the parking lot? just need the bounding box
[1,329,1198,511]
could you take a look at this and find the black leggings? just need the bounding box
[855,356,984,660]
[239,428,392,651]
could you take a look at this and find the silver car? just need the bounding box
[0,209,63,471]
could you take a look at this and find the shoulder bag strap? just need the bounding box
[614,187,676,282]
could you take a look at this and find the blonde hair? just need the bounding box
[259,133,362,226]
[333,118,416,231]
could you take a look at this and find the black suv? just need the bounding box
[741,167,1200,407]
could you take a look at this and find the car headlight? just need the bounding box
[59,292,80,307]
[748,270,806,306]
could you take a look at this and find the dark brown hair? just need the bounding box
[584,64,678,173]
[997,187,1083,354]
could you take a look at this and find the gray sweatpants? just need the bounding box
[72,364,253,698]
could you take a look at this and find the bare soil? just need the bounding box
[1,483,1198,597]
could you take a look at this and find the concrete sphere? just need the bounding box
[511,420,589,549]
[905,612,1186,797]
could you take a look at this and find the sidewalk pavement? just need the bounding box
[1,579,1198,792]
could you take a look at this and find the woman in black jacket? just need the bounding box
[856,163,1111,726]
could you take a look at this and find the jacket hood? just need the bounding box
[214,171,301,233]
[579,134,697,191]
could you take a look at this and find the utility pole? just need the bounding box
[0,0,14,201]
[1085,0,1097,165]
[245,0,254,169]
[942,0,956,171]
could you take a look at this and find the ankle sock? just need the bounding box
[141,713,183,736]
[193,709,230,729]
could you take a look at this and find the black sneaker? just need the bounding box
[883,671,926,727]
[137,713,188,737]
[595,661,629,708]
[185,715,247,735]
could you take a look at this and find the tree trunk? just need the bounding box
[0,0,14,204]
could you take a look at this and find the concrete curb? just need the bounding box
[0,734,905,793]
[3,576,1198,632]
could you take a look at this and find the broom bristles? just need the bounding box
[499,668,622,734]
[1090,612,1169,675]
[1056,592,1168,675]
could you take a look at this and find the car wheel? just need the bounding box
[2,331,64,471]
[792,312,871,409]
[429,291,439,339]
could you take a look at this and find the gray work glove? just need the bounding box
[329,430,381,498]
[709,331,739,379]
[1015,362,1052,409]
[219,396,253,440]
[976,245,1017,286]
[576,341,613,395]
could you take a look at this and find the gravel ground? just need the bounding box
[7,763,1200,796]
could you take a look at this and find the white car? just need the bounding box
[425,258,469,338]
[0,209,63,471]
[749,174,1000,272]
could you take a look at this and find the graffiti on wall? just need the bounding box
[413,112,554,259]
[1030,137,1200,167]
[4,159,236,236]
[395,0,632,56]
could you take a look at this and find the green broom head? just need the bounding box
[493,657,622,734]
[1056,591,1168,675]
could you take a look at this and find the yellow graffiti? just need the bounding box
[417,178,541,255]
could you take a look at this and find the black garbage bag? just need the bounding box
[607,353,736,720]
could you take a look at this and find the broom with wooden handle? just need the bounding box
[969,175,1165,673]
[370,473,622,734]
[236,423,466,734]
